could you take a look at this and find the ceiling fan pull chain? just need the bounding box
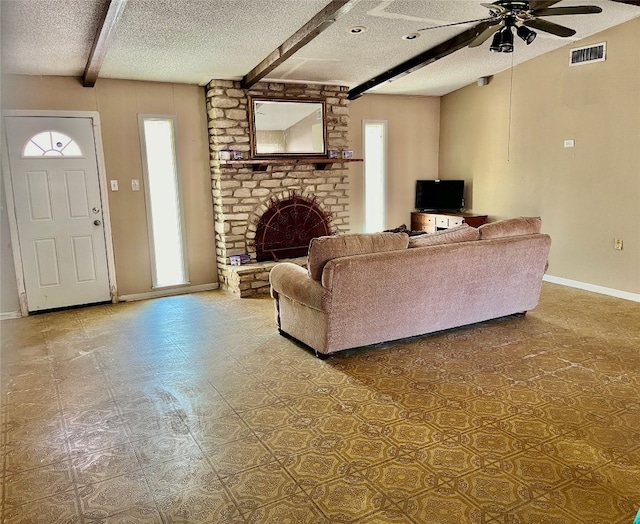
[507,50,515,163]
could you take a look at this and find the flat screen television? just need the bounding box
[415,179,464,211]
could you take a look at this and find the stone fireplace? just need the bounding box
[206,80,351,296]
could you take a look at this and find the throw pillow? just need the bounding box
[408,223,479,248]
[384,224,425,237]
[384,224,409,234]
[307,232,409,281]
[478,216,542,240]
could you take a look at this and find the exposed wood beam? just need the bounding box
[83,0,128,87]
[347,20,495,100]
[241,0,361,89]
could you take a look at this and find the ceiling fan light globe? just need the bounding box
[516,25,537,45]
[490,25,514,53]
[489,31,503,52]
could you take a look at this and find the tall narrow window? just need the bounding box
[139,115,188,288]
[363,121,387,232]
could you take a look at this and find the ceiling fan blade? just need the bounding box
[469,20,503,47]
[609,0,640,4]
[481,2,507,13]
[524,18,576,37]
[418,17,493,31]
[528,0,563,9]
[533,5,603,16]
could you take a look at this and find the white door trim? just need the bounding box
[2,110,118,315]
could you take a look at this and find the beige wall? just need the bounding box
[1,175,20,314]
[439,19,640,295]
[348,94,440,232]
[1,75,216,303]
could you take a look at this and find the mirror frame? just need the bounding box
[249,97,327,158]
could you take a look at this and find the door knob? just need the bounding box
[94,220,101,226]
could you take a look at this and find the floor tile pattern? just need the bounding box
[1,283,640,523]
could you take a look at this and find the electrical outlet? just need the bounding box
[614,239,623,251]
[564,139,575,148]
[131,179,140,191]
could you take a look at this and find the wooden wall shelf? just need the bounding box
[218,158,363,171]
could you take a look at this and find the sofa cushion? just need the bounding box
[408,224,479,248]
[308,232,409,281]
[478,216,542,240]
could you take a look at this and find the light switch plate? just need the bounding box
[110,180,118,191]
[131,179,140,191]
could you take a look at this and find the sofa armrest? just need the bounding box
[269,262,331,312]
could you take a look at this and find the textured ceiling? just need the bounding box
[1,0,639,96]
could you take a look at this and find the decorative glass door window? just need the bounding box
[22,131,83,157]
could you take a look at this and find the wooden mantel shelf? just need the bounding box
[218,157,363,171]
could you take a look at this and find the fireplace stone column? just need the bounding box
[206,80,352,296]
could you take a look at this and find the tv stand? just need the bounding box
[411,211,488,233]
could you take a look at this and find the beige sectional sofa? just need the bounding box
[269,217,551,357]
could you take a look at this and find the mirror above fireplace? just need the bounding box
[249,98,326,157]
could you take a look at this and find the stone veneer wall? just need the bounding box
[206,80,351,295]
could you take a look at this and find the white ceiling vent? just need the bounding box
[569,42,606,66]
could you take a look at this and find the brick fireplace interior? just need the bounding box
[206,81,351,297]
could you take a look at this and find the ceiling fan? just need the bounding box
[348,0,640,99]
[417,0,605,53]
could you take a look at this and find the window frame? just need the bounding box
[362,120,388,233]
[138,114,189,289]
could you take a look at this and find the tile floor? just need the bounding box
[1,282,640,523]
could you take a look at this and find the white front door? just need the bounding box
[5,116,111,311]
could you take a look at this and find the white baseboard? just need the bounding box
[0,284,220,317]
[0,311,22,320]
[543,275,640,303]
[118,283,219,302]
